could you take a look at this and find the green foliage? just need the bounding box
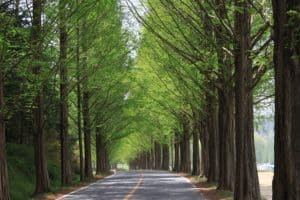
[1,0,277,197]
[7,144,61,200]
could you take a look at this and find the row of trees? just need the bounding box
[115,0,299,200]
[0,0,299,200]
[0,0,131,199]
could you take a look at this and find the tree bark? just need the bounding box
[0,71,10,200]
[180,114,191,173]
[146,151,151,169]
[192,118,200,175]
[141,152,147,169]
[150,140,155,169]
[173,131,180,172]
[207,97,219,183]
[82,87,92,179]
[233,1,260,199]
[80,12,92,180]
[59,0,71,186]
[162,144,169,170]
[272,1,300,199]
[214,0,236,190]
[32,0,50,194]
[154,142,161,169]
[75,0,84,182]
[218,90,235,190]
[199,120,209,177]
[96,128,109,174]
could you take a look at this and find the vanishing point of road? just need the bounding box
[58,170,203,200]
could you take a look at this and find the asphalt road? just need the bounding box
[59,170,203,200]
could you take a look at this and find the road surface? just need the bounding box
[59,170,203,200]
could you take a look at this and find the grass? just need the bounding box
[7,143,113,200]
[7,143,61,200]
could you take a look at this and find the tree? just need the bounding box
[162,143,169,170]
[0,71,9,200]
[233,0,260,199]
[272,1,300,199]
[59,0,72,186]
[191,115,200,175]
[32,0,50,194]
[75,0,84,181]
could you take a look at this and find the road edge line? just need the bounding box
[176,172,206,199]
[55,170,117,200]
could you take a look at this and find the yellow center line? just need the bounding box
[124,174,144,200]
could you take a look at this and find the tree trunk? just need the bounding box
[215,0,236,190]
[162,144,169,170]
[0,71,10,200]
[76,0,84,182]
[272,1,300,199]
[96,128,109,174]
[199,120,209,177]
[146,151,151,169]
[233,1,260,199]
[32,0,50,194]
[105,148,110,171]
[59,0,71,186]
[154,142,161,169]
[180,115,191,173]
[18,112,24,144]
[218,90,235,190]
[207,98,219,183]
[150,141,155,169]
[170,139,174,170]
[192,119,200,175]
[173,131,180,172]
[14,0,20,16]
[82,88,92,179]
[141,152,147,169]
[184,132,191,173]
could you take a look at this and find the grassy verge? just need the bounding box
[7,143,62,200]
[7,143,112,200]
[184,174,233,200]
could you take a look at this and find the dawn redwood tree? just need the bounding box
[214,0,236,190]
[146,151,151,169]
[272,1,300,199]
[199,120,209,177]
[75,0,84,181]
[162,143,169,170]
[96,127,109,174]
[233,0,260,199]
[206,94,219,183]
[173,130,180,172]
[154,142,161,169]
[0,71,9,200]
[179,113,191,173]
[32,0,50,194]
[81,14,92,179]
[59,0,72,186]
[191,116,200,175]
[82,68,93,179]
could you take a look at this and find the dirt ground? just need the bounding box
[258,171,273,200]
[186,171,273,200]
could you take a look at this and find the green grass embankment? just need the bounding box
[7,143,61,200]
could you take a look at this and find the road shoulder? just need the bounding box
[34,171,116,200]
[182,174,233,200]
